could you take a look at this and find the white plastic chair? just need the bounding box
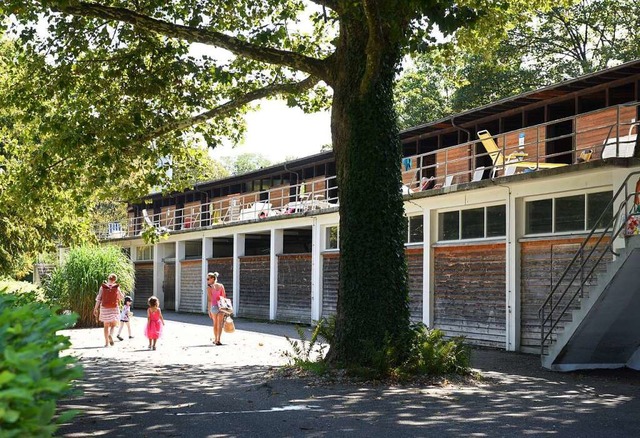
[472,167,485,182]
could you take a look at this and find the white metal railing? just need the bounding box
[95,102,639,240]
[93,175,340,239]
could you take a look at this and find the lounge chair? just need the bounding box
[477,129,567,178]
[601,123,637,159]
[141,209,170,234]
[472,166,485,182]
[433,175,454,189]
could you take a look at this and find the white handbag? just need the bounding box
[218,297,234,315]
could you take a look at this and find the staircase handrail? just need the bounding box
[539,170,640,355]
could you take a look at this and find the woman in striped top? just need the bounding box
[93,273,124,347]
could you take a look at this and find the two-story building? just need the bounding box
[98,59,640,370]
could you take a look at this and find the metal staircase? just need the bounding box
[539,171,640,371]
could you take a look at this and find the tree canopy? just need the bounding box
[1,0,561,370]
[222,152,272,175]
[395,0,640,125]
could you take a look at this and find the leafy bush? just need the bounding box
[0,291,83,437]
[283,319,469,381]
[0,277,45,306]
[45,245,134,327]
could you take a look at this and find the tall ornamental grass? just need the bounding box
[45,245,134,327]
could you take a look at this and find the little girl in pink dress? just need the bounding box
[144,296,165,350]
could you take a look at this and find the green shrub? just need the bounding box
[400,323,470,376]
[45,245,134,327]
[0,278,45,306]
[283,319,469,381]
[0,291,83,437]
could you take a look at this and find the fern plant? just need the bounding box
[282,319,328,366]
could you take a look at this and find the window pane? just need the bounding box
[461,208,484,239]
[439,211,459,240]
[487,205,506,237]
[587,191,613,229]
[555,195,585,232]
[526,199,552,234]
[185,241,203,258]
[409,215,423,243]
[136,246,152,261]
[326,226,338,249]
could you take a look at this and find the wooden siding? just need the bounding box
[321,250,422,321]
[133,262,153,309]
[499,126,547,162]
[276,254,312,324]
[520,237,612,350]
[179,260,203,313]
[407,248,423,322]
[434,243,506,347]
[239,255,270,319]
[207,257,234,302]
[321,253,339,318]
[576,106,636,159]
[436,143,473,184]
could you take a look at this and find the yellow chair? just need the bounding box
[575,149,593,163]
[477,130,567,177]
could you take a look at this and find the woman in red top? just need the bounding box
[207,272,227,345]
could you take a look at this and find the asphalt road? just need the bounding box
[57,311,640,437]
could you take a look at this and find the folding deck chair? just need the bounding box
[477,129,567,178]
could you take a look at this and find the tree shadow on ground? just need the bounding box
[57,348,640,437]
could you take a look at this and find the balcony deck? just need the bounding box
[94,102,639,240]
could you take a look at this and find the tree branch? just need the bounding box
[308,0,339,13]
[141,76,320,143]
[47,1,330,80]
[361,0,384,93]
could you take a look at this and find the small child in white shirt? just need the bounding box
[116,296,134,341]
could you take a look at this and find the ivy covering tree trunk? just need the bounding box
[329,21,410,365]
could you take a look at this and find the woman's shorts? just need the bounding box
[210,305,220,315]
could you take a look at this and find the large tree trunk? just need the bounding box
[326,18,411,368]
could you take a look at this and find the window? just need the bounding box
[440,211,459,241]
[525,190,612,235]
[487,205,506,237]
[184,241,202,259]
[407,215,423,243]
[325,226,339,250]
[555,195,585,232]
[438,205,506,241]
[587,191,613,229]
[526,199,552,234]
[461,208,484,239]
[136,246,153,261]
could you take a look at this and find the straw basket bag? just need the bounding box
[223,316,235,333]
